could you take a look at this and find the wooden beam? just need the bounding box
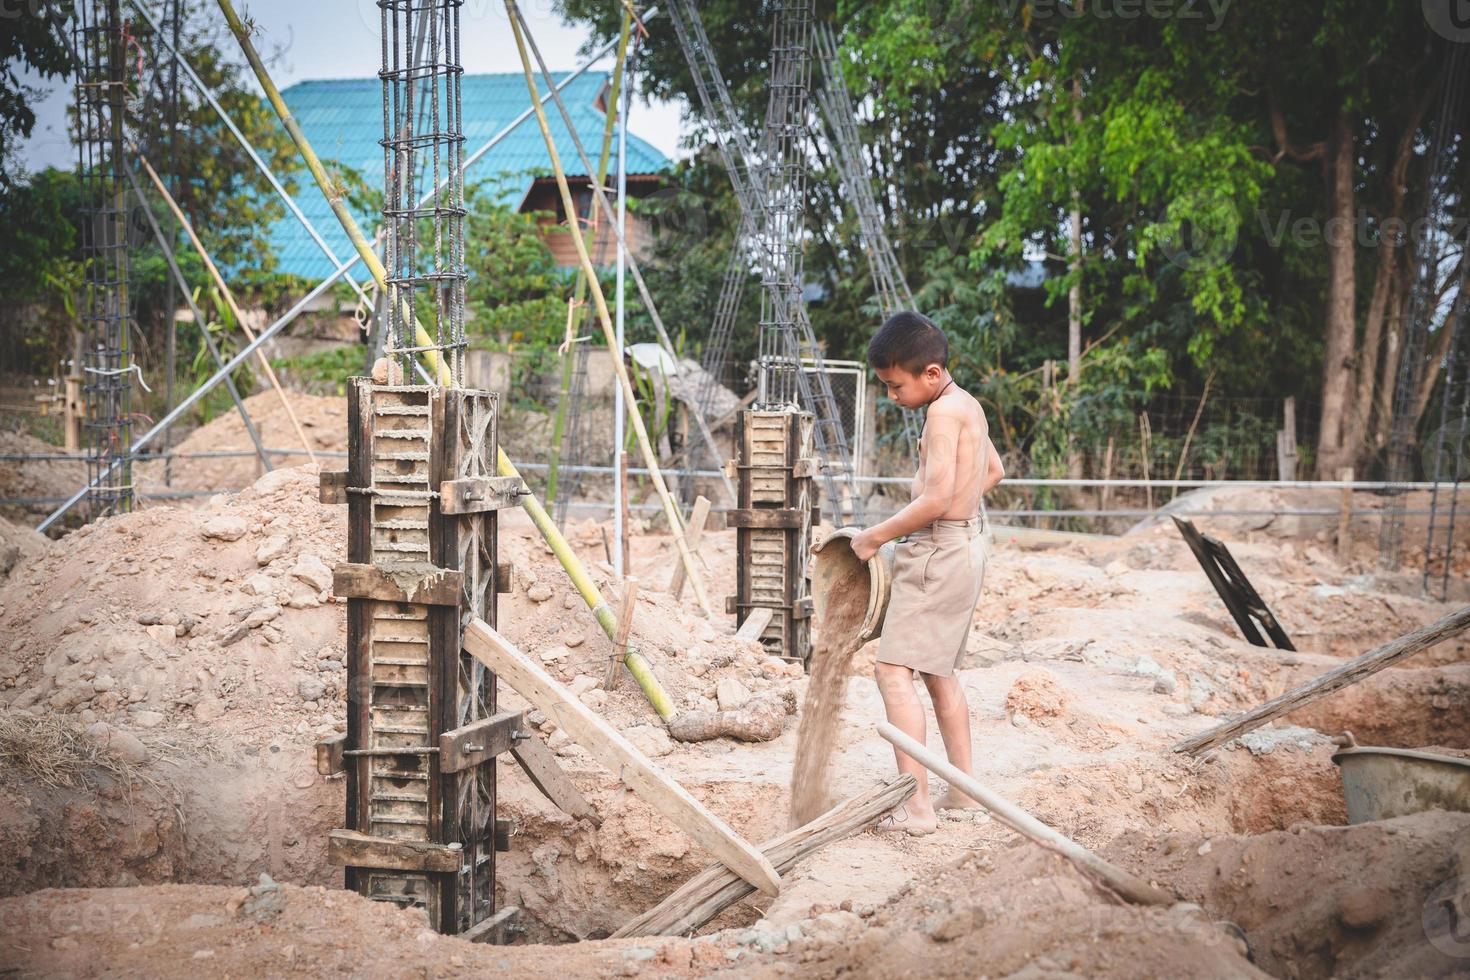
[439,709,523,773]
[461,905,519,944]
[508,730,601,826]
[879,723,1173,907]
[726,507,803,529]
[316,733,345,775]
[734,606,774,643]
[319,470,349,504]
[614,776,916,938]
[332,562,464,606]
[667,495,711,600]
[440,476,523,515]
[327,829,463,874]
[1174,604,1470,756]
[465,619,781,895]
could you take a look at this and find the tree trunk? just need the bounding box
[1315,109,1359,478]
[1372,274,1409,451]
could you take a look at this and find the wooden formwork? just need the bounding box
[320,380,521,936]
[727,409,817,664]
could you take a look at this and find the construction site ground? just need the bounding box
[2,460,1468,978]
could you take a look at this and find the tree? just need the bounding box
[0,4,73,186]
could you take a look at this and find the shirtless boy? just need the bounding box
[849,312,1005,834]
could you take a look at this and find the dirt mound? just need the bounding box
[0,512,47,580]
[135,391,347,497]
[1002,666,1070,721]
[0,429,84,518]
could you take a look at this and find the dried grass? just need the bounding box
[0,709,136,789]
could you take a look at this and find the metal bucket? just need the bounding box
[810,529,897,641]
[1331,733,1470,824]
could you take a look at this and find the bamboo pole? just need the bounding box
[507,1,713,618]
[546,10,632,511]
[136,154,317,463]
[217,0,678,721]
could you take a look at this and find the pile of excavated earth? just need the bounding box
[2,461,1468,977]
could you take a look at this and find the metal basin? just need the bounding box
[1331,735,1470,824]
[810,529,896,641]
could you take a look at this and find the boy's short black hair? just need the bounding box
[867,311,948,375]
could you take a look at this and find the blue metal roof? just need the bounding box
[268,71,669,282]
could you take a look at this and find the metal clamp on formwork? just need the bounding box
[439,476,526,515]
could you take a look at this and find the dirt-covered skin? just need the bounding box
[2,466,1467,975]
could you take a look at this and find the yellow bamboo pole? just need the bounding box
[506,1,713,618]
[136,154,317,463]
[216,0,678,720]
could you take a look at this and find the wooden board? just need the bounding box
[667,495,711,600]
[726,507,804,529]
[734,607,774,642]
[464,619,781,895]
[316,733,345,775]
[319,470,349,504]
[332,561,464,606]
[439,476,523,514]
[438,709,523,773]
[508,730,601,826]
[327,829,463,874]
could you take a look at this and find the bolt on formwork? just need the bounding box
[75,0,135,519]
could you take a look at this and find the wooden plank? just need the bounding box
[319,470,349,504]
[461,905,519,944]
[438,709,523,773]
[1174,603,1470,756]
[734,606,774,643]
[496,561,513,594]
[1337,466,1354,562]
[879,723,1173,907]
[439,476,522,515]
[508,730,602,826]
[726,507,803,529]
[792,457,821,479]
[316,733,345,775]
[614,776,916,938]
[332,561,464,606]
[327,829,463,874]
[466,619,781,895]
[667,495,711,600]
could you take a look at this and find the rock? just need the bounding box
[563,632,585,649]
[1153,673,1178,695]
[1103,559,1131,577]
[242,573,277,597]
[1337,887,1386,931]
[290,554,333,593]
[626,724,675,758]
[50,681,95,711]
[568,675,600,697]
[244,605,281,629]
[193,697,225,722]
[255,535,291,566]
[145,624,176,647]
[527,583,554,603]
[92,674,116,693]
[540,646,570,663]
[716,678,751,711]
[297,677,327,702]
[282,580,321,610]
[547,730,571,750]
[1126,772,1145,793]
[581,689,608,709]
[86,722,150,765]
[201,516,248,542]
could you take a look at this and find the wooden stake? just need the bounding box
[613,775,916,938]
[878,723,1173,907]
[667,495,711,600]
[509,731,601,825]
[465,619,781,895]
[1337,466,1354,563]
[606,576,640,690]
[1174,604,1470,756]
[619,451,632,576]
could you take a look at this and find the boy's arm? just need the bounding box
[982,434,1004,494]
[849,405,962,560]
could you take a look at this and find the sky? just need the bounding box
[13,0,690,175]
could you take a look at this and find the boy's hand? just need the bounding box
[850,528,881,562]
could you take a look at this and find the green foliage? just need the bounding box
[269,345,360,397]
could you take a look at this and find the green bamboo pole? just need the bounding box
[217,0,677,721]
[507,2,713,619]
[547,9,632,510]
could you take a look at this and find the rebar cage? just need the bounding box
[380,0,468,387]
[75,0,135,518]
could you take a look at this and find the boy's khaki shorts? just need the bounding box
[875,517,988,677]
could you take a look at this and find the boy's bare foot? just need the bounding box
[873,804,938,836]
[934,788,984,812]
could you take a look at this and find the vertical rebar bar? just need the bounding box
[381,0,467,388]
[76,0,135,519]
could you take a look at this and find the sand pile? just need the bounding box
[135,391,348,497]
[0,429,84,518]
[0,512,47,580]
